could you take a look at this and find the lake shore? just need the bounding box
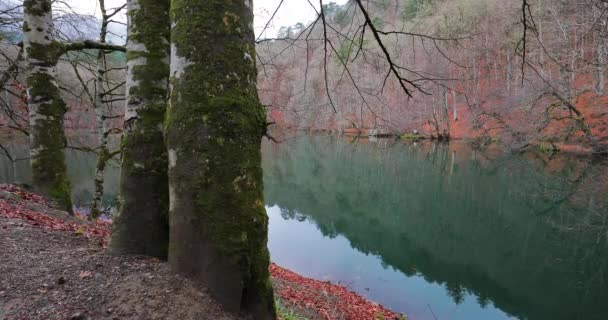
[0,184,402,320]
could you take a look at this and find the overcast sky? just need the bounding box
[69,0,349,39]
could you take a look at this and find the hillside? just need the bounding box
[256,0,608,152]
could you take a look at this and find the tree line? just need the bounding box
[258,0,607,153]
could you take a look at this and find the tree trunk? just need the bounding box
[109,0,170,259]
[89,65,109,219]
[23,0,73,213]
[443,87,450,138]
[451,89,457,121]
[506,50,512,95]
[166,0,276,318]
[91,0,109,220]
[90,146,109,219]
[597,42,606,96]
[598,1,608,96]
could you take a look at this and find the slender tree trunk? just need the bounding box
[166,0,276,318]
[91,0,109,220]
[599,1,608,95]
[506,50,512,95]
[109,0,170,259]
[451,88,457,121]
[90,68,109,219]
[558,3,571,105]
[443,87,450,138]
[23,0,73,212]
[537,0,543,65]
[597,39,606,96]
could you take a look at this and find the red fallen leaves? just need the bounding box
[0,184,49,205]
[0,185,111,247]
[270,264,401,320]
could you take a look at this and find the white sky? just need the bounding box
[69,0,349,39]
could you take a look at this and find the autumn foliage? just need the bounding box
[271,263,400,320]
[0,185,111,246]
[257,0,608,152]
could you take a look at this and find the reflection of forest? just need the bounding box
[0,134,120,207]
[262,136,608,320]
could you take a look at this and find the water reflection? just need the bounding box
[0,135,120,208]
[263,136,608,320]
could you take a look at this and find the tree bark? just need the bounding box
[22,0,73,212]
[451,88,457,121]
[443,87,450,137]
[89,62,109,219]
[506,50,512,95]
[597,42,606,96]
[166,0,276,318]
[109,0,170,259]
[90,0,110,220]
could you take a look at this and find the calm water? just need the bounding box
[1,135,607,320]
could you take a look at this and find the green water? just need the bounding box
[262,136,608,320]
[0,137,120,209]
[1,135,607,320]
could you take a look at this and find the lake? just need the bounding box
[1,134,607,320]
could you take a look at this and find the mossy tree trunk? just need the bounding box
[23,0,73,212]
[109,0,170,259]
[166,0,275,318]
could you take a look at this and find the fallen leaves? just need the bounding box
[270,264,402,320]
[0,185,111,247]
[0,184,48,205]
[79,271,93,279]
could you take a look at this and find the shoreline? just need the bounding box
[0,184,403,320]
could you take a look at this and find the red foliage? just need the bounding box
[0,184,48,205]
[270,264,401,320]
[0,185,111,247]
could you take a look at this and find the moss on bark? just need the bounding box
[109,0,170,259]
[23,0,51,17]
[166,0,275,318]
[23,0,73,213]
[90,147,109,220]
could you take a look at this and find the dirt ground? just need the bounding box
[0,214,247,320]
[0,185,401,320]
